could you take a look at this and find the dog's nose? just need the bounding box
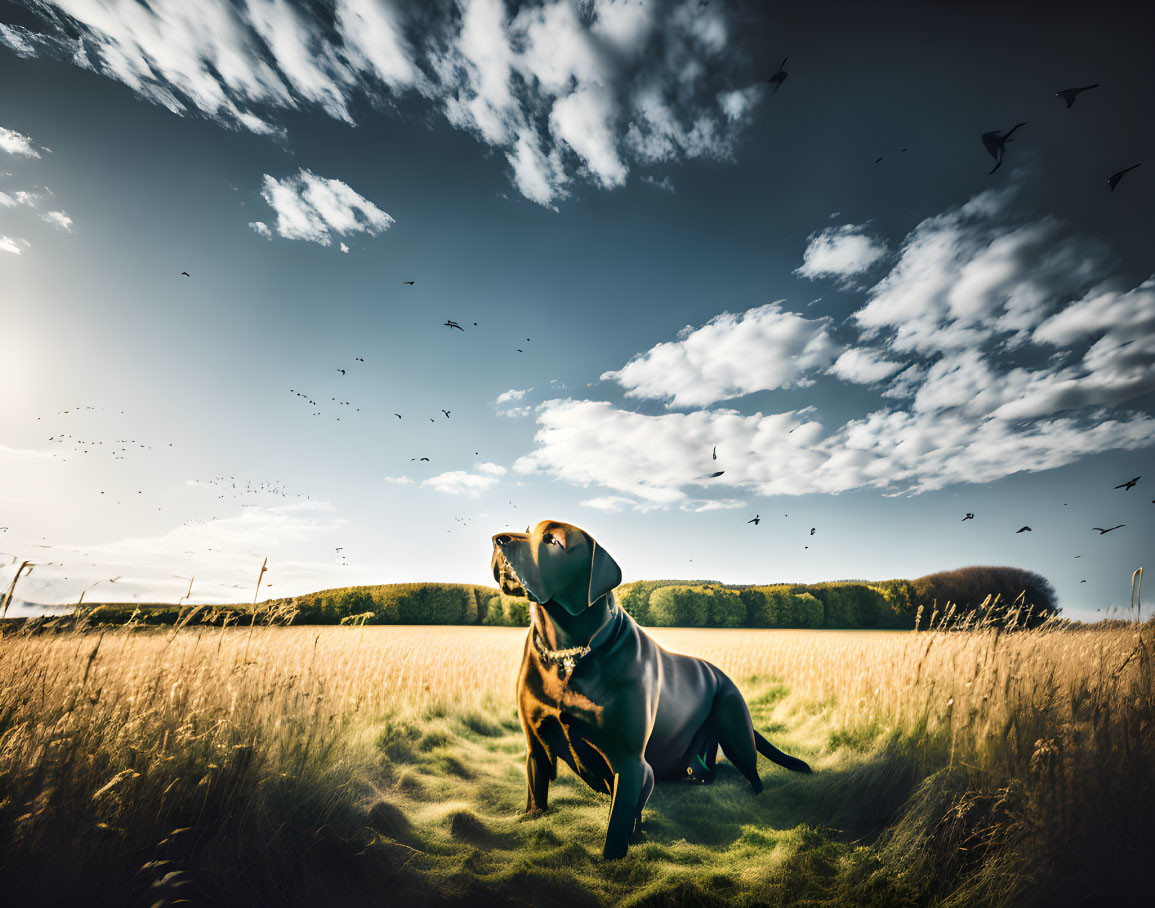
[495,534,512,546]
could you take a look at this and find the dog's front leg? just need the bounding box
[603,758,646,859]
[525,746,552,813]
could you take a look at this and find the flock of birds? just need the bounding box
[727,446,1145,560]
[768,59,1141,188]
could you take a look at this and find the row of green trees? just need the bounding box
[618,580,900,629]
[53,566,1058,629]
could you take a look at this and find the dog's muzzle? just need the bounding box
[494,548,530,599]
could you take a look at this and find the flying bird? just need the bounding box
[444,320,464,331]
[516,348,523,353]
[748,515,760,525]
[337,368,345,375]
[1114,476,1140,491]
[1056,84,1099,108]
[394,413,401,419]
[1108,163,1141,192]
[180,271,190,277]
[1081,579,1087,583]
[1016,526,1032,533]
[712,446,717,461]
[403,281,415,285]
[1093,525,1124,534]
[441,410,451,418]
[810,527,816,535]
[705,471,725,479]
[874,155,885,164]
[768,56,788,92]
[982,123,1027,174]
[962,513,975,521]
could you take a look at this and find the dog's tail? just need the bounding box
[754,730,812,774]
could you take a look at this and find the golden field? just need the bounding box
[0,622,1150,906]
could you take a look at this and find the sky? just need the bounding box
[1,0,1153,622]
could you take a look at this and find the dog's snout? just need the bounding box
[495,534,512,546]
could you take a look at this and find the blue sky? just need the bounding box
[1,0,1153,621]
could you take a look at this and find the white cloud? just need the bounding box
[514,397,1155,506]
[249,220,272,239]
[641,174,675,192]
[0,23,42,58]
[10,1,764,206]
[423,470,500,496]
[382,475,412,484]
[495,386,532,405]
[0,188,73,231]
[0,235,26,255]
[850,189,1106,355]
[475,462,507,476]
[335,0,422,93]
[795,224,888,284]
[339,241,349,253]
[258,168,394,246]
[828,347,906,385]
[498,406,533,418]
[517,186,1155,508]
[602,302,839,407]
[549,86,627,188]
[0,126,42,157]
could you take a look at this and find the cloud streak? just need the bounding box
[12,0,765,206]
[601,302,839,408]
[0,125,43,157]
[795,223,888,284]
[257,168,393,246]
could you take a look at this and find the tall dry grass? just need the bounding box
[0,620,1150,905]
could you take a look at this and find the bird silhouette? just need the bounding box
[419,457,430,462]
[1093,525,1124,534]
[705,471,725,478]
[874,155,885,164]
[394,413,401,419]
[180,271,190,277]
[1016,526,1032,533]
[712,446,717,461]
[962,513,975,521]
[337,368,345,375]
[403,280,415,285]
[355,357,364,362]
[768,56,788,92]
[516,348,523,353]
[1108,164,1141,191]
[1081,579,1087,583]
[810,527,816,535]
[444,320,464,331]
[748,515,760,525]
[1114,476,1140,491]
[441,409,451,418]
[1056,84,1099,108]
[981,123,1027,174]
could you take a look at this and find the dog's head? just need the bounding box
[491,520,621,616]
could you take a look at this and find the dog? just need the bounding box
[491,519,812,860]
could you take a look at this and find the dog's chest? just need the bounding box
[522,666,614,793]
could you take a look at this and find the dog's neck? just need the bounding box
[532,592,619,652]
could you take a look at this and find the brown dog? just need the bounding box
[491,519,812,860]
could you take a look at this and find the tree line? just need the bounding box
[55,565,1057,629]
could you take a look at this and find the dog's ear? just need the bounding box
[587,539,621,609]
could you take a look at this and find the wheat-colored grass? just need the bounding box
[0,621,1150,906]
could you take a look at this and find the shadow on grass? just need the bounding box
[365,698,933,908]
